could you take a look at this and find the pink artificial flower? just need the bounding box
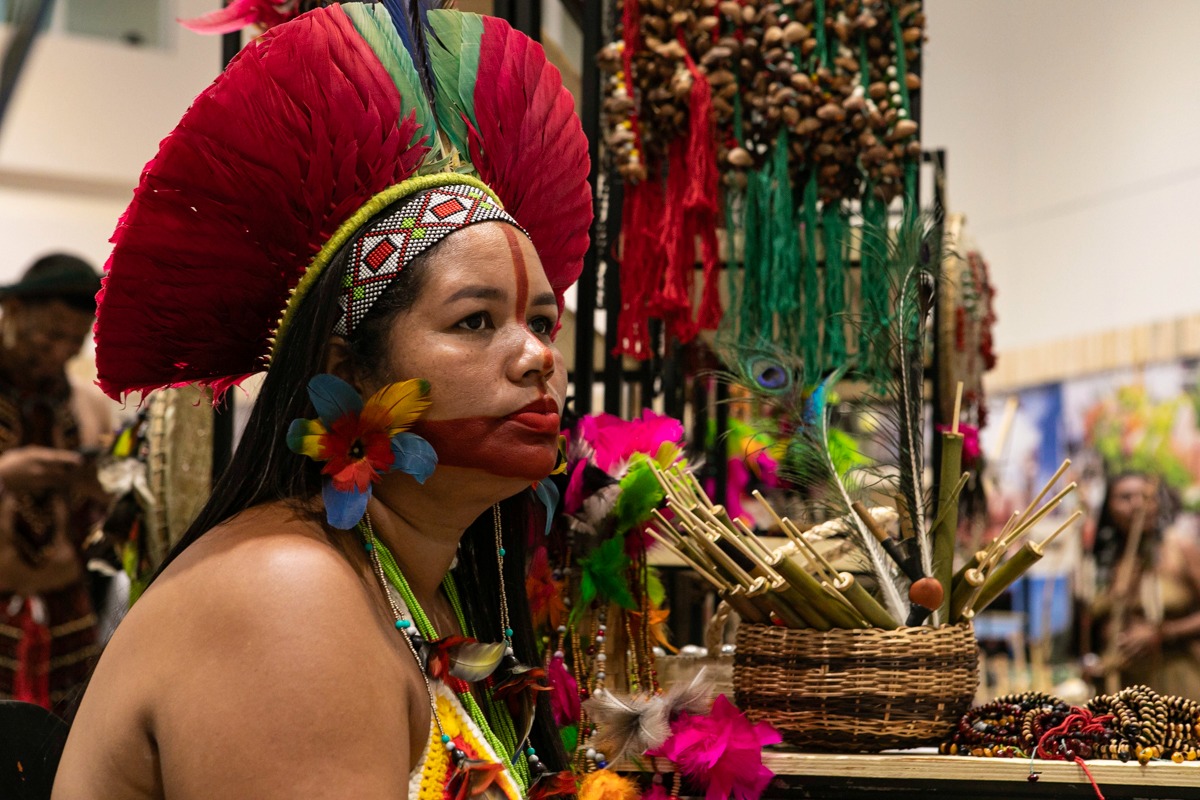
[574,410,684,473]
[649,694,781,800]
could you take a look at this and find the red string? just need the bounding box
[1035,708,1112,800]
[1074,757,1106,800]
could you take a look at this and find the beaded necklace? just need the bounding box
[358,509,541,793]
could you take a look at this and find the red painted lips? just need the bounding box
[505,397,560,434]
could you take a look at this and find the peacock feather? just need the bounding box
[717,212,943,623]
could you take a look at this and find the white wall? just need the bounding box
[0,0,224,278]
[923,0,1200,353]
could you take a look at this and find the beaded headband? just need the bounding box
[335,179,525,337]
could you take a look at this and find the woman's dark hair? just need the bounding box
[152,198,567,772]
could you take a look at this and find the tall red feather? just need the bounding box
[96,6,428,400]
[466,16,591,308]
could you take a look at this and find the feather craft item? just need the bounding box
[856,214,942,580]
[96,5,592,402]
[95,6,429,398]
[582,689,671,762]
[427,10,593,310]
[380,0,446,103]
[718,349,908,621]
[716,214,942,624]
[343,2,441,156]
[660,666,714,718]
[179,0,299,34]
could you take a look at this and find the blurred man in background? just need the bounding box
[0,254,110,716]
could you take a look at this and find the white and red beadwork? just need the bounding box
[336,183,524,336]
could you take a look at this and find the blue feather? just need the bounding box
[380,0,444,102]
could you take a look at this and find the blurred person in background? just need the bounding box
[0,254,111,716]
[1081,472,1200,698]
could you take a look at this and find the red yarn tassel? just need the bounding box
[656,139,695,319]
[680,32,723,330]
[615,179,664,359]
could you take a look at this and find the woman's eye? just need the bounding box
[529,316,555,335]
[457,312,491,331]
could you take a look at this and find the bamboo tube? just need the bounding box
[725,585,769,624]
[949,567,985,622]
[770,578,831,630]
[968,511,1084,616]
[968,546,1040,616]
[645,528,729,591]
[765,589,810,628]
[771,553,863,629]
[784,522,842,584]
[766,557,835,631]
[688,529,758,589]
[839,574,900,629]
[927,472,970,537]
[933,429,964,625]
[953,510,1020,589]
[819,581,870,628]
[732,518,780,564]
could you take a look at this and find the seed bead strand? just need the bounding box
[363,517,531,792]
[359,523,464,767]
[493,506,514,653]
[444,552,536,789]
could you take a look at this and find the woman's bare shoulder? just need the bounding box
[57,502,421,800]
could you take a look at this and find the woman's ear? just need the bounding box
[323,336,361,390]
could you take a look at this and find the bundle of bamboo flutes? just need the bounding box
[645,448,1081,631]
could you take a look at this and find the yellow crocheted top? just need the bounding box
[409,681,522,800]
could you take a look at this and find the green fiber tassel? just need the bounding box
[821,204,847,368]
[800,175,822,384]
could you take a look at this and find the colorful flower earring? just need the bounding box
[287,374,437,528]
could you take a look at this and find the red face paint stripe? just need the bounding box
[502,226,529,332]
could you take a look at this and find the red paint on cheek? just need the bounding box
[415,417,558,480]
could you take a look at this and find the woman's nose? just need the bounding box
[509,325,554,382]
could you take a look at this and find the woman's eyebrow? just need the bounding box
[531,291,556,307]
[446,285,506,303]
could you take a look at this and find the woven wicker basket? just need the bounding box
[734,622,979,752]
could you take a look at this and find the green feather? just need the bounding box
[613,457,666,535]
[646,568,666,607]
[345,4,438,153]
[577,536,637,618]
[427,10,482,158]
[560,724,579,753]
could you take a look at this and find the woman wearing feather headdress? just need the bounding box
[53,3,590,798]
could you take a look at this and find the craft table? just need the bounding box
[622,751,1200,799]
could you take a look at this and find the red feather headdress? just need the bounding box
[95,2,591,401]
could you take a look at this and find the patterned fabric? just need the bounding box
[335,182,524,336]
[409,681,521,800]
[0,588,98,715]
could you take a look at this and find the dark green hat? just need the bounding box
[0,254,101,307]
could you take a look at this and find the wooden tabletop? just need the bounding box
[620,751,1200,798]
